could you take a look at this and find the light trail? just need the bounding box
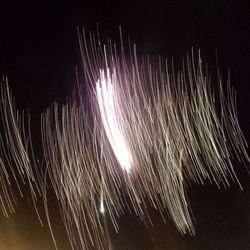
[0,77,42,225]
[96,68,132,173]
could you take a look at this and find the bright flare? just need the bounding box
[96,68,132,172]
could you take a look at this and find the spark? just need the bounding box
[100,189,105,214]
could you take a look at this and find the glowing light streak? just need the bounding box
[96,68,132,172]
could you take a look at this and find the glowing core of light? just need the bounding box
[96,68,132,172]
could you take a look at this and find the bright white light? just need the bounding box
[96,68,132,172]
[100,197,105,214]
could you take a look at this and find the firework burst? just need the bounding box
[0,28,249,250]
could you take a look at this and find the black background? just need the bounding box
[0,1,250,249]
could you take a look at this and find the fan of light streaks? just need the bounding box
[41,100,122,250]
[0,28,249,250]
[0,77,42,224]
[41,28,250,249]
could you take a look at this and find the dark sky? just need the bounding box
[0,0,250,249]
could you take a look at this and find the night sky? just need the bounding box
[0,1,250,249]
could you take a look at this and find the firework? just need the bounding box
[41,28,249,249]
[0,28,249,250]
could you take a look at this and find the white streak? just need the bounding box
[96,68,132,172]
